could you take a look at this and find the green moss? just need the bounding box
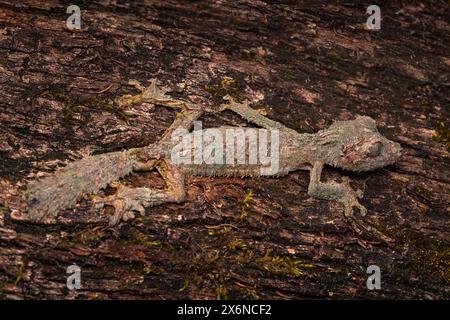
[374,224,449,283]
[236,190,254,223]
[129,231,162,247]
[76,227,107,243]
[254,248,313,278]
[52,92,72,103]
[227,238,248,251]
[204,76,239,99]
[208,227,248,252]
[232,249,255,265]
[432,122,450,151]
[179,273,202,293]
[137,240,162,247]
[373,224,414,243]
[0,206,9,214]
[175,224,313,298]
[142,264,164,275]
[43,90,77,128]
[409,239,450,283]
[223,227,313,294]
[179,277,190,292]
[214,283,229,300]
[14,257,29,286]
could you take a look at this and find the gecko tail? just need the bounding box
[26,150,136,222]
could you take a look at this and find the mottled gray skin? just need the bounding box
[26,79,402,229]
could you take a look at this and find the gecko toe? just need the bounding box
[356,189,364,199]
[108,199,125,226]
[105,191,148,226]
[343,202,354,218]
[358,204,368,216]
[123,211,135,221]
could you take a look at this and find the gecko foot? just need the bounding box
[118,78,198,114]
[308,164,367,219]
[118,78,172,106]
[93,163,187,226]
[219,95,250,112]
[93,183,146,226]
[340,176,367,218]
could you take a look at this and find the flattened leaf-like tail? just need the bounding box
[26,150,136,222]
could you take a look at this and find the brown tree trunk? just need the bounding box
[0,0,448,299]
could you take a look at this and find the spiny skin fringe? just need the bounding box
[181,167,291,178]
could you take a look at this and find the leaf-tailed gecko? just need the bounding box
[26,79,402,235]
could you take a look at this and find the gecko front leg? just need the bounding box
[94,159,186,226]
[219,95,298,134]
[307,161,367,217]
[308,162,395,243]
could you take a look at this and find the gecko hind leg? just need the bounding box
[94,160,186,226]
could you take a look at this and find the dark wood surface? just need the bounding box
[0,0,448,299]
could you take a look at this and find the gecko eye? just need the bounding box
[29,197,40,207]
[367,142,382,157]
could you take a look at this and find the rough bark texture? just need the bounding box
[0,0,449,299]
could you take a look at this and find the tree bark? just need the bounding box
[0,0,448,299]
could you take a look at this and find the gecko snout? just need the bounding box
[393,141,402,157]
[386,141,403,163]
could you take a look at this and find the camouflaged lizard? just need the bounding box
[26,79,402,236]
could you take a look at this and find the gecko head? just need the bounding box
[325,116,402,172]
[25,181,60,222]
[26,189,50,222]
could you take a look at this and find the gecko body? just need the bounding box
[27,79,402,230]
